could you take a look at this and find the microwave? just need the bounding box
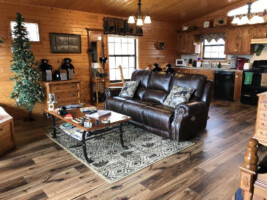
[175,59,187,67]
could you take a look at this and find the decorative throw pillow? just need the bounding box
[163,86,195,108]
[119,81,140,98]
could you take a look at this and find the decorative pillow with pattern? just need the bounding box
[119,81,140,98]
[163,86,195,108]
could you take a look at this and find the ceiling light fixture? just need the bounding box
[228,1,266,25]
[128,0,151,26]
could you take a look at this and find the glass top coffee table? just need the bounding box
[44,106,131,163]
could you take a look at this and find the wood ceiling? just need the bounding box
[3,0,250,23]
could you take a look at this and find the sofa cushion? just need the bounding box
[131,70,151,100]
[143,89,168,104]
[119,81,140,98]
[163,86,195,108]
[131,70,151,88]
[148,72,173,92]
[105,97,130,114]
[122,99,158,123]
[171,73,207,100]
[143,105,174,131]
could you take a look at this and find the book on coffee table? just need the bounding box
[86,110,111,118]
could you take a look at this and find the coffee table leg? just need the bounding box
[52,115,57,138]
[119,123,128,149]
[82,131,93,163]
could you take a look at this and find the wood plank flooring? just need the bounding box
[0,100,257,200]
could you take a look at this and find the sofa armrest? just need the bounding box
[105,87,122,98]
[174,101,208,118]
[171,101,208,141]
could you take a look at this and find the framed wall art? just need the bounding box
[50,33,81,53]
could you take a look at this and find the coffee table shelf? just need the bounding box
[44,106,131,163]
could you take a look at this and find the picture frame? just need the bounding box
[203,21,210,28]
[50,33,81,53]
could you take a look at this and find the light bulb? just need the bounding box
[144,15,151,24]
[97,35,102,41]
[128,15,135,24]
[136,18,143,26]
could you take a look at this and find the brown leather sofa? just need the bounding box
[105,70,214,141]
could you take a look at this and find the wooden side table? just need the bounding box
[0,107,15,156]
[91,77,108,106]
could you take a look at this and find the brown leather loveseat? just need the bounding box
[105,70,213,141]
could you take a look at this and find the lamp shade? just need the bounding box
[232,16,240,24]
[238,15,249,25]
[144,15,151,24]
[249,15,264,24]
[136,18,143,26]
[128,15,135,24]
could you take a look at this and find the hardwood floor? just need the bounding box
[0,100,257,200]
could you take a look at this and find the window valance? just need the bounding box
[199,33,225,42]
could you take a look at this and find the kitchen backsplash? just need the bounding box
[181,44,267,65]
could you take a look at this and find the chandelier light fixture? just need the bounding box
[228,0,266,25]
[128,0,151,26]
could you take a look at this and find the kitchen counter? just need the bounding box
[175,66,242,72]
[173,67,243,102]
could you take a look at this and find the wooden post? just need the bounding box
[240,138,259,200]
[243,138,259,172]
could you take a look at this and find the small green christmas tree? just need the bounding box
[10,13,44,120]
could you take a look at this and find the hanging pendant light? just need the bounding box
[229,1,266,25]
[128,0,151,26]
[232,16,240,24]
[144,13,152,24]
[128,13,135,24]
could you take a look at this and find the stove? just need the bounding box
[241,60,267,105]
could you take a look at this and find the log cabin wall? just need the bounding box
[0,1,177,119]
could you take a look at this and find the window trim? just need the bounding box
[108,37,137,83]
[202,40,226,61]
[10,20,41,43]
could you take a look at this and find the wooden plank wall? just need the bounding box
[0,1,177,119]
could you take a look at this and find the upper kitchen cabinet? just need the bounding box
[177,32,196,54]
[251,25,267,39]
[225,27,252,55]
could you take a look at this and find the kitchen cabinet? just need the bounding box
[190,69,214,80]
[175,68,191,74]
[234,71,243,101]
[177,33,195,54]
[251,25,267,39]
[225,27,252,55]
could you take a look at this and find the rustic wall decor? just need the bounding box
[103,17,143,36]
[214,17,227,27]
[50,33,81,53]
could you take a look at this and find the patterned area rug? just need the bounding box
[44,124,194,183]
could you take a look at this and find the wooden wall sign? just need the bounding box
[50,33,81,53]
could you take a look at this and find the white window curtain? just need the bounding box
[199,33,225,43]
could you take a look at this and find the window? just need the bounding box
[10,21,40,42]
[108,36,137,82]
[203,38,225,60]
